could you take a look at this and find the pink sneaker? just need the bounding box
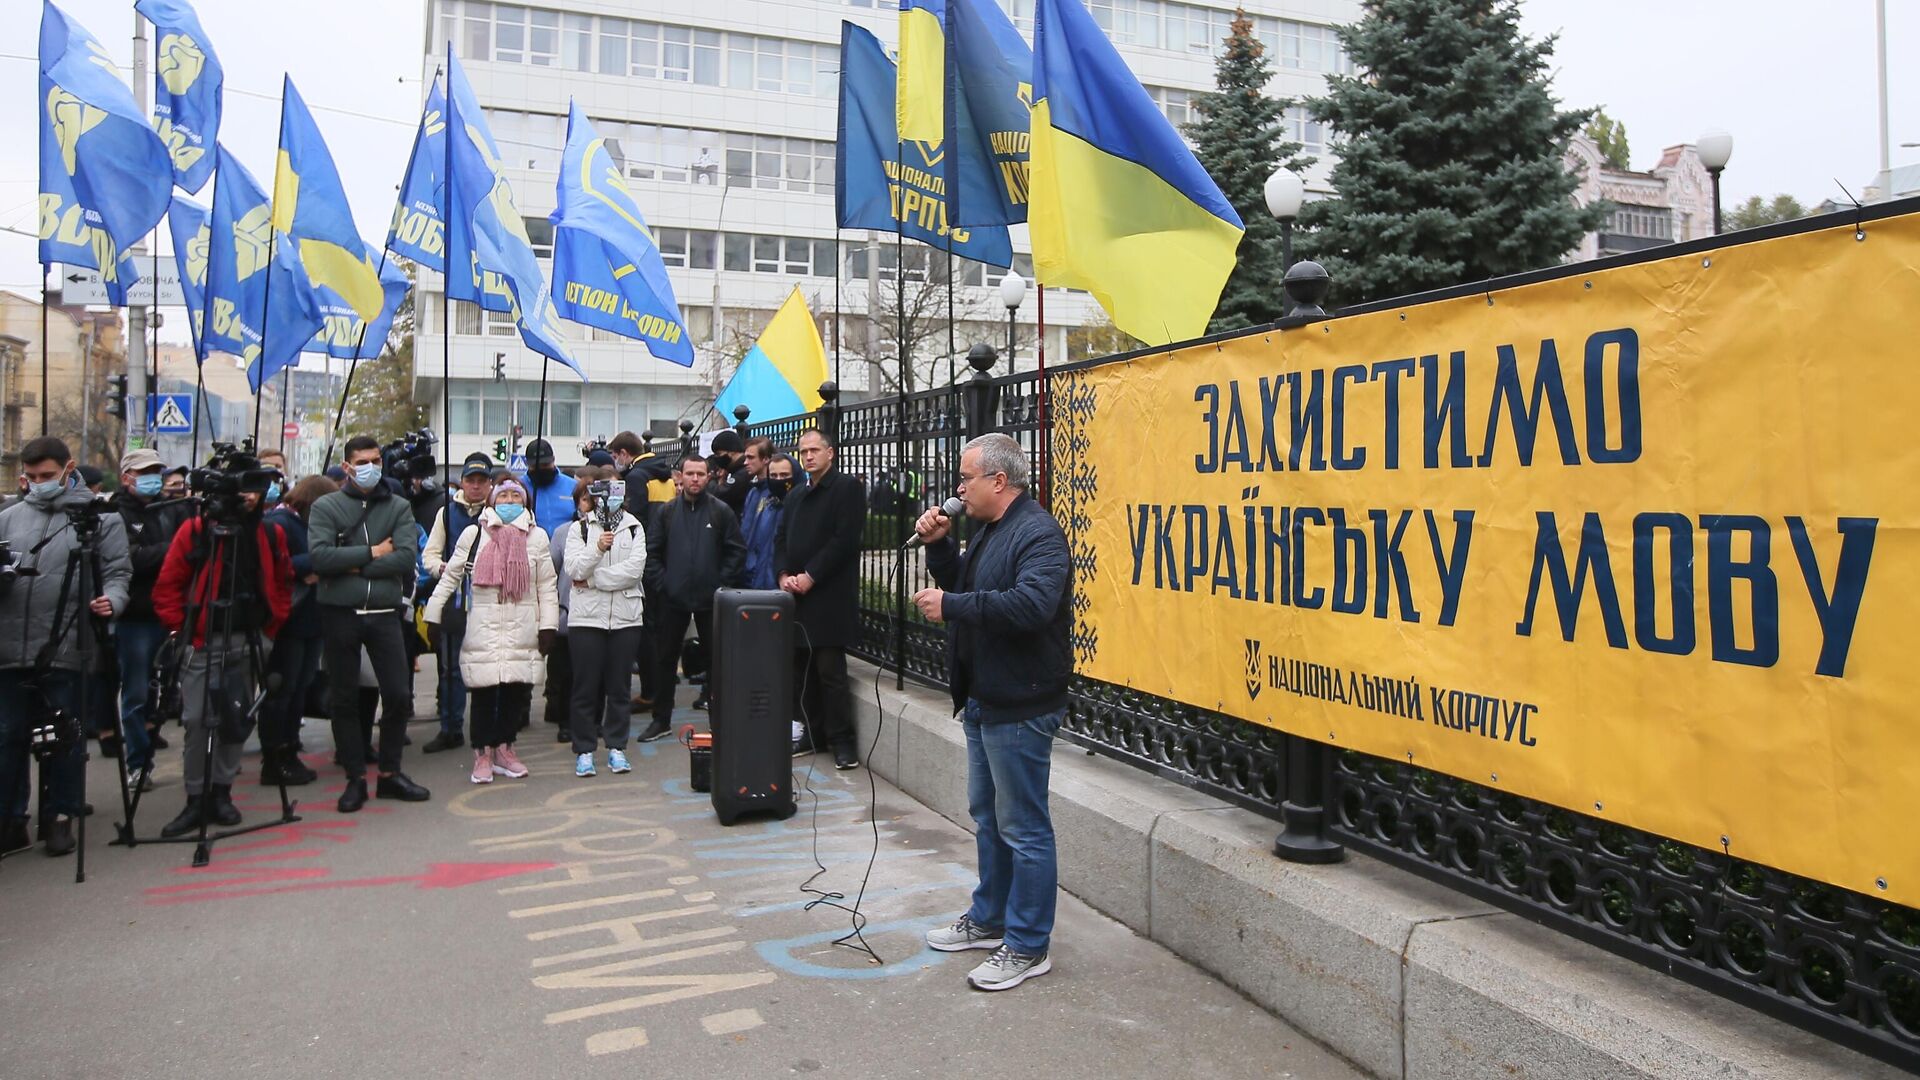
[492,744,529,779]
[469,748,494,784]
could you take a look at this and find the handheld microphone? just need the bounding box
[903,497,966,549]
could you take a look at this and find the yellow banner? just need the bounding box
[1061,211,1920,904]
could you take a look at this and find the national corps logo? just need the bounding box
[157,33,206,95]
[1244,639,1262,701]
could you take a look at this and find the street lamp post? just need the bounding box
[1264,167,1306,313]
[1697,129,1733,234]
[999,271,1026,375]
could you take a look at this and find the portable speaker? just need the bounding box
[708,589,798,825]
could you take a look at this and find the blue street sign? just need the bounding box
[507,453,528,476]
[150,393,194,433]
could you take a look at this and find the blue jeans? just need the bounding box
[116,619,169,772]
[436,614,467,736]
[963,701,1064,955]
[0,668,85,822]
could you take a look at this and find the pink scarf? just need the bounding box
[472,512,531,604]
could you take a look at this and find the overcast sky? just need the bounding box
[0,0,1911,321]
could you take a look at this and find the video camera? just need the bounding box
[190,438,277,524]
[382,428,438,482]
[580,435,609,458]
[586,478,626,531]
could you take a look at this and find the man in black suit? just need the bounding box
[775,427,867,769]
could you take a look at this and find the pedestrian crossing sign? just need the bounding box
[151,394,193,433]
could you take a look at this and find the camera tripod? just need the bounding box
[111,514,300,867]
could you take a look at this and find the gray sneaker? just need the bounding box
[925,913,1003,953]
[967,944,1051,991]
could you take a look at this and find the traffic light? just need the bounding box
[492,353,507,381]
[493,438,508,460]
[104,373,129,420]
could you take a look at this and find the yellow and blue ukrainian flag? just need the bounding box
[715,287,827,422]
[1029,0,1243,344]
[37,1,171,306]
[273,77,385,327]
[302,240,409,362]
[134,0,222,194]
[897,0,946,142]
[549,102,692,367]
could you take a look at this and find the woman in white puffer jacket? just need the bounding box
[425,481,558,785]
[562,487,647,778]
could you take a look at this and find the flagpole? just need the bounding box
[278,366,291,450]
[190,365,206,467]
[254,98,291,449]
[833,229,842,391]
[893,187,907,692]
[39,264,49,437]
[150,244,161,444]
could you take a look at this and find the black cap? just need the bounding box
[524,438,555,465]
[710,429,744,454]
[462,452,494,478]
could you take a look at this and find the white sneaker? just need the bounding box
[575,753,596,778]
[967,945,1051,991]
[608,748,631,774]
[926,913,1003,952]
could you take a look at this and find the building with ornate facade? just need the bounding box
[1564,132,1717,261]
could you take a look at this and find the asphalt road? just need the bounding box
[0,673,1363,1080]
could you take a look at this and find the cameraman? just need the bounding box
[0,437,132,857]
[419,453,494,754]
[110,448,190,785]
[150,462,292,836]
[309,436,429,813]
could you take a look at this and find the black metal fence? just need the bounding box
[741,338,1920,1072]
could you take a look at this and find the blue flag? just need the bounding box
[205,144,320,385]
[388,77,447,271]
[445,50,580,376]
[134,0,222,194]
[167,196,209,357]
[274,78,384,328]
[946,0,1031,226]
[836,22,1012,267]
[305,242,409,360]
[37,1,173,305]
[550,103,692,368]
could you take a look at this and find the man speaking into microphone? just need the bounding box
[912,433,1072,992]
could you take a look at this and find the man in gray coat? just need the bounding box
[0,437,132,857]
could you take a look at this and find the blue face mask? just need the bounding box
[351,463,383,490]
[134,474,164,497]
[494,504,525,525]
[28,478,65,501]
[265,481,283,504]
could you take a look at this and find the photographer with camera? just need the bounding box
[0,437,132,856]
[564,474,647,776]
[424,479,556,785]
[109,448,191,787]
[150,453,293,837]
[309,436,430,813]
[419,453,495,755]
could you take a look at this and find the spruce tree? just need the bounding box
[1301,0,1605,305]
[1187,9,1308,334]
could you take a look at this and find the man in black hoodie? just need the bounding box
[642,455,745,740]
[110,448,190,785]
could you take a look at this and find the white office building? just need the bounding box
[414,0,1359,465]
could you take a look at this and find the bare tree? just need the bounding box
[846,245,1005,396]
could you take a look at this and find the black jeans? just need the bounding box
[797,646,853,751]
[570,625,641,752]
[261,634,321,754]
[544,637,572,730]
[320,608,413,780]
[651,606,712,725]
[469,683,530,749]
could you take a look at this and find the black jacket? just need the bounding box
[708,455,750,515]
[112,491,192,623]
[774,468,867,649]
[925,493,1072,723]
[644,492,746,613]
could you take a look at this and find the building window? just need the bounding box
[1283,105,1325,156]
[454,300,483,337]
[522,216,554,259]
[485,307,519,337]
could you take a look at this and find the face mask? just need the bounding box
[265,482,283,504]
[767,478,792,498]
[494,504,525,524]
[134,474,165,497]
[28,478,66,501]
[351,463,382,490]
